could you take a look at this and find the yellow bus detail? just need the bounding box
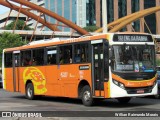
[23,67,47,94]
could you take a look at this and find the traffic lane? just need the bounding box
[0,89,160,111]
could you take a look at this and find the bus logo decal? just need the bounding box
[23,67,47,94]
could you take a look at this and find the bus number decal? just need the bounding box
[60,72,68,78]
[23,67,47,94]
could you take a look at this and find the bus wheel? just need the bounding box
[154,94,160,99]
[26,83,35,100]
[81,85,94,106]
[117,97,131,104]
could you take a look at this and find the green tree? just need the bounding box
[0,32,27,66]
[156,59,160,66]
[5,20,32,30]
[83,26,100,32]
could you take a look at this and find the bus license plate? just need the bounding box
[137,90,144,94]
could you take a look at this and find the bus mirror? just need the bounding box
[123,43,126,51]
[145,43,148,48]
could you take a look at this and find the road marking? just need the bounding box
[0,103,36,109]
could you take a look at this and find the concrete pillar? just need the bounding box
[114,0,119,21]
[140,0,144,32]
[62,0,64,31]
[156,0,160,34]
[95,0,101,27]
[70,0,72,32]
[127,0,132,31]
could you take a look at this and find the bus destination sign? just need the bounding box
[113,34,153,42]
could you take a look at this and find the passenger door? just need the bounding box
[91,40,109,97]
[13,51,20,92]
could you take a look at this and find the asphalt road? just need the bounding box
[0,88,160,120]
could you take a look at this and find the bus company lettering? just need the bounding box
[23,67,47,94]
[69,73,75,78]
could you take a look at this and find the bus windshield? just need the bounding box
[111,45,155,72]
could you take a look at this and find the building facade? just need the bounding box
[96,0,159,34]
[44,0,159,34]
[45,0,77,31]
[44,0,96,31]
[1,0,158,33]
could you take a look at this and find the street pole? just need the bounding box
[102,0,107,33]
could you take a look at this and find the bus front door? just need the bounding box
[13,51,20,92]
[92,40,109,97]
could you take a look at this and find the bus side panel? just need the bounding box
[57,64,77,97]
[19,67,26,94]
[15,67,20,92]
[16,63,92,98]
[57,64,92,98]
[5,68,14,92]
[45,65,60,96]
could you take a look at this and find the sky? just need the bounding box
[0,5,9,14]
[0,1,21,15]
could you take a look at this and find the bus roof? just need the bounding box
[4,32,151,52]
[4,33,107,52]
[114,32,150,35]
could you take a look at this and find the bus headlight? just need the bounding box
[113,79,125,89]
[119,83,125,89]
[113,79,118,85]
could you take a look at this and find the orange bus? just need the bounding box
[2,32,157,106]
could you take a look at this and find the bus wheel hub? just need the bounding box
[28,87,32,97]
[83,91,90,101]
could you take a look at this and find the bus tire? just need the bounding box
[154,94,160,99]
[81,85,94,106]
[117,97,131,104]
[26,83,35,100]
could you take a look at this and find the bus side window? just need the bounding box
[21,50,32,66]
[47,47,57,64]
[32,48,44,66]
[4,53,12,67]
[74,43,89,63]
[74,47,81,63]
[59,45,72,64]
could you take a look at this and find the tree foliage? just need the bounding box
[0,32,27,66]
[4,20,32,30]
[156,59,160,66]
[83,26,100,32]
